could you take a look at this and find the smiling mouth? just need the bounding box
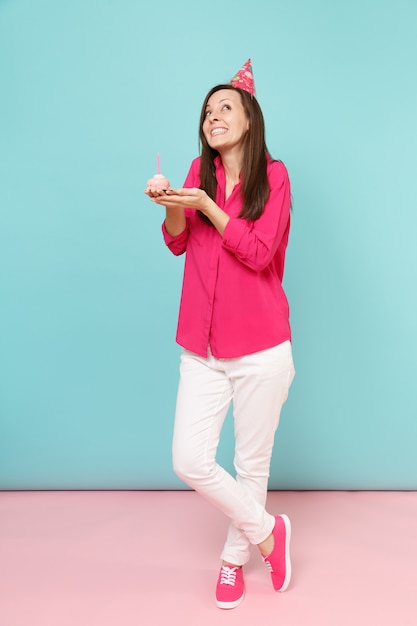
[211,128,228,136]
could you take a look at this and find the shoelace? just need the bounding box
[219,566,238,586]
[263,556,274,572]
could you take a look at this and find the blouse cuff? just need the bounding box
[222,217,245,252]
[162,221,188,254]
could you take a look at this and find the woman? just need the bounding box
[145,60,295,610]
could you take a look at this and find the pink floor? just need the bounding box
[1,490,416,625]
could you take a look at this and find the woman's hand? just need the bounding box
[149,187,211,212]
[144,187,171,199]
[144,186,230,236]
[155,188,230,235]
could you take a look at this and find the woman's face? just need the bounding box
[202,89,249,153]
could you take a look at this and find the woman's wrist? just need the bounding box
[202,198,230,235]
[165,206,186,237]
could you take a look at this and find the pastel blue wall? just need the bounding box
[1,0,416,489]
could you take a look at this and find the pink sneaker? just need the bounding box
[215,565,245,609]
[262,514,292,591]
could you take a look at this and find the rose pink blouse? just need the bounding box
[162,155,292,358]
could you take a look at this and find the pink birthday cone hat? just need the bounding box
[229,58,256,96]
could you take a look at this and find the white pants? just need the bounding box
[172,341,295,566]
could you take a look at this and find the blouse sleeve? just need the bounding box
[221,161,291,272]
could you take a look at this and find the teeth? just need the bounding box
[211,128,227,136]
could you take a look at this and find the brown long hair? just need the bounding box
[198,84,270,222]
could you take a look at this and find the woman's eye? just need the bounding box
[205,110,211,117]
[222,105,231,111]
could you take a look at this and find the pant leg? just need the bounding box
[172,348,233,488]
[221,341,295,565]
[172,348,278,548]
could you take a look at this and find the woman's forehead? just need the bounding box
[206,89,241,108]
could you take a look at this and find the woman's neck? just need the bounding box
[219,149,243,186]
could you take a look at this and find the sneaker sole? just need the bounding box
[277,513,291,592]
